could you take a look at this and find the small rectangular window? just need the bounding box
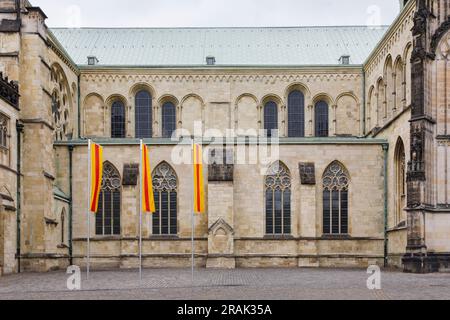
[340,55,350,65]
[0,113,8,149]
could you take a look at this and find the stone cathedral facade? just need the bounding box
[0,0,449,276]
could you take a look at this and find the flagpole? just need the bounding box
[191,138,195,287]
[139,140,143,281]
[86,139,91,280]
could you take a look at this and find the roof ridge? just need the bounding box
[50,25,390,30]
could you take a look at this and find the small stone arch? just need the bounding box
[180,93,205,107]
[393,55,405,110]
[284,82,311,101]
[158,94,180,106]
[105,94,128,111]
[235,93,259,106]
[367,85,376,130]
[129,83,156,99]
[261,94,283,107]
[313,93,335,106]
[402,42,412,63]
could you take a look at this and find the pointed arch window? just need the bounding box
[264,101,278,138]
[395,139,406,225]
[162,102,176,138]
[323,162,349,235]
[96,162,121,236]
[315,101,329,137]
[265,162,291,235]
[288,91,305,137]
[111,100,126,138]
[135,90,152,138]
[152,162,178,235]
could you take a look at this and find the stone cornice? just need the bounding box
[80,70,363,84]
[21,118,54,130]
[54,137,388,147]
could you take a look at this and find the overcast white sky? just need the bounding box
[31,0,400,28]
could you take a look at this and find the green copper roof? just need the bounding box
[50,26,388,67]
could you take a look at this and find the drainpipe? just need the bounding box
[362,69,366,136]
[16,121,23,273]
[68,145,74,265]
[383,143,389,268]
[77,75,81,139]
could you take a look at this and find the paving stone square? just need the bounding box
[0,268,449,300]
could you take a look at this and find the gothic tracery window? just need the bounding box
[323,161,349,235]
[152,162,178,235]
[96,162,121,236]
[265,162,291,235]
[50,65,71,142]
[135,90,152,138]
[288,91,305,137]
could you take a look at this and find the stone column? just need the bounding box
[332,105,337,136]
[206,148,235,269]
[308,104,313,137]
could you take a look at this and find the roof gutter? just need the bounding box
[77,64,365,71]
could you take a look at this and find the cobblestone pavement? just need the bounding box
[0,268,449,300]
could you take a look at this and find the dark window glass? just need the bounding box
[315,101,329,137]
[288,91,305,137]
[96,192,104,235]
[96,162,121,236]
[322,162,350,235]
[274,189,283,234]
[332,189,340,234]
[161,191,169,234]
[170,192,178,235]
[265,162,291,235]
[265,190,274,235]
[283,190,291,235]
[162,102,176,138]
[135,90,152,138]
[264,101,278,138]
[153,192,160,235]
[341,190,349,234]
[153,163,178,235]
[112,191,121,235]
[111,101,126,138]
[323,190,331,234]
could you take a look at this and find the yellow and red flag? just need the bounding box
[142,143,156,213]
[89,142,103,213]
[193,144,205,213]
